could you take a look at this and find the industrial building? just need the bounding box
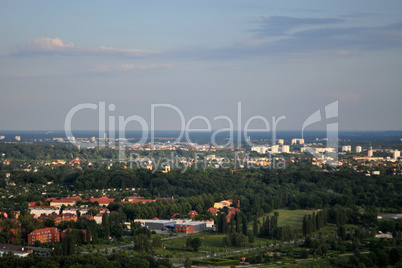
[175,222,206,234]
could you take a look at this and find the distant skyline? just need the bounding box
[1,1,402,131]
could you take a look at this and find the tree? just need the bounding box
[248,233,255,244]
[102,213,110,238]
[43,218,56,228]
[253,217,258,236]
[190,238,202,252]
[152,235,162,248]
[300,249,308,258]
[185,257,192,268]
[62,230,76,255]
[186,237,193,249]
[87,208,100,216]
[242,214,248,235]
[338,225,346,241]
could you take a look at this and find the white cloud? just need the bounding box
[252,14,270,19]
[337,50,353,56]
[92,63,175,72]
[28,37,74,50]
[21,37,159,56]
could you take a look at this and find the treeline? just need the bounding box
[0,251,173,268]
[2,165,402,223]
[345,239,402,267]
[4,165,402,214]
[0,143,118,161]
[216,211,251,247]
[302,210,327,236]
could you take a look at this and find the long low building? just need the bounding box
[62,207,109,215]
[175,222,206,234]
[135,219,212,234]
[144,220,176,232]
[0,244,32,257]
[29,206,59,217]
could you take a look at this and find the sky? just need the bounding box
[1,0,402,132]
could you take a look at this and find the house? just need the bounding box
[213,200,233,209]
[49,196,81,208]
[62,206,108,216]
[10,211,20,219]
[207,207,218,216]
[226,208,240,222]
[28,201,43,207]
[29,206,59,217]
[188,210,198,219]
[89,197,115,207]
[28,227,60,245]
[79,214,94,221]
[38,213,77,225]
[68,158,82,166]
[94,212,106,224]
[122,196,156,204]
[171,213,181,219]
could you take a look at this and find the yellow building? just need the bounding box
[213,200,233,209]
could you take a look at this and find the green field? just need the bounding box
[254,209,319,230]
[157,233,231,258]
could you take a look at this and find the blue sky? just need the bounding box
[1,1,402,131]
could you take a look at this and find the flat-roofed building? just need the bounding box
[29,206,59,217]
[28,227,59,245]
[175,222,206,234]
[0,244,32,257]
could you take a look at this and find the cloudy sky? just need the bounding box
[1,0,401,132]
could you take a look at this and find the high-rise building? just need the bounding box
[368,147,373,157]
[0,136,4,140]
[271,145,279,154]
[278,139,284,145]
[394,150,400,159]
[282,145,290,153]
[15,136,21,141]
[291,138,304,145]
[251,146,268,154]
[342,145,352,152]
[356,146,362,153]
[91,136,96,143]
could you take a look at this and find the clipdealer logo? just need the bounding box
[64,101,339,170]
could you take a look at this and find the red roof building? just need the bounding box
[28,227,60,245]
[208,207,218,216]
[38,213,77,225]
[79,215,94,221]
[188,210,198,219]
[28,201,43,207]
[50,196,81,207]
[68,158,82,166]
[89,197,115,207]
[226,208,240,222]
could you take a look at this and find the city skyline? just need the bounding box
[1,1,402,131]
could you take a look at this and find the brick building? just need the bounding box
[38,213,77,225]
[28,227,60,245]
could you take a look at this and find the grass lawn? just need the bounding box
[159,232,250,258]
[252,209,319,231]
